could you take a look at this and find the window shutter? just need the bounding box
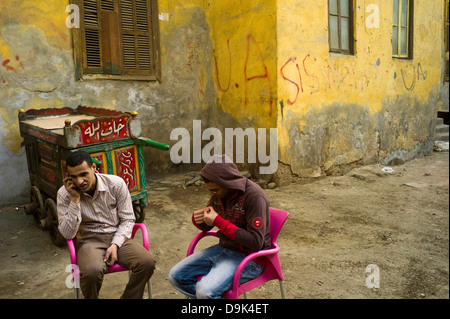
[101,5,121,74]
[101,0,114,11]
[120,0,154,74]
[83,0,102,71]
[75,0,161,80]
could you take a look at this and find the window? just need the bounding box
[328,0,354,54]
[392,0,413,58]
[72,0,161,81]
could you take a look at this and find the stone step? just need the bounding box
[436,134,449,142]
[436,124,449,133]
[435,113,449,142]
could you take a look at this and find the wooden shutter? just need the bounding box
[101,1,121,74]
[119,0,154,75]
[74,0,161,80]
[83,0,102,73]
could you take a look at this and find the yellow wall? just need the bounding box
[0,0,446,192]
[0,0,71,51]
[0,0,72,152]
[277,0,445,176]
[205,0,278,129]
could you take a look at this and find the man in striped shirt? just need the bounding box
[57,150,155,299]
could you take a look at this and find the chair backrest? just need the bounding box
[269,208,289,246]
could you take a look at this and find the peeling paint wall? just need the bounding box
[0,0,218,205]
[277,0,445,177]
[0,0,447,205]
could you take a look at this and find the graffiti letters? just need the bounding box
[280,54,371,105]
[400,62,427,91]
[213,35,273,116]
[280,57,301,105]
[213,39,231,92]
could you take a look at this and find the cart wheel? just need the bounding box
[44,198,66,247]
[133,201,146,223]
[29,186,46,225]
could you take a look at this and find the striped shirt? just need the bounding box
[57,173,135,247]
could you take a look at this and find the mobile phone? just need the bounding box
[71,182,81,192]
[65,175,81,192]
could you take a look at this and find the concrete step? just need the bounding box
[436,135,449,142]
[436,123,449,141]
[435,114,449,142]
[436,124,449,133]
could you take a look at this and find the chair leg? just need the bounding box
[147,279,153,299]
[279,280,286,299]
[74,287,81,299]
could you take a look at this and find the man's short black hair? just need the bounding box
[66,150,93,168]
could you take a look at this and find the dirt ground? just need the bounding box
[0,151,448,299]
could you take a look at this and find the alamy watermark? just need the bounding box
[65,5,80,29]
[170,120,278,175]
[66,263,381,291]
[66,4,380,29]
[65,264,80,289]
[365,264,380,289]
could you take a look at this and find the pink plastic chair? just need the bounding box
[186,208,289,299]
[67,223,152,299]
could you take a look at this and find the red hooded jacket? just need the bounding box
[192,155,271,255]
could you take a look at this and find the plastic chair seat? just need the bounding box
[186,208,289,299]
[67,223,152,299]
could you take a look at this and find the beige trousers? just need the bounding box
[76,233,155,299]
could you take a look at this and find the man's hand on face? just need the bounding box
[203,206,218,226]
[63,177,81,203]
[104,244,118,267]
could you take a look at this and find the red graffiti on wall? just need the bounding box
[213,39,231,92]
[213,35,274,117]
[16,55,23,69]
[186,42,201,71]
[302,54,320,95]
[244,35,273,116]
[2,59,18,73]
[280,57,301,105]
[280,54,372,105]
[1,55,23,74]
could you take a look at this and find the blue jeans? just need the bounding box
[168,244,264,299]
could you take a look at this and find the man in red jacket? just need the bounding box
[169,154,271,299]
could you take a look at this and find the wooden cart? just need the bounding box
[18,105,169,246]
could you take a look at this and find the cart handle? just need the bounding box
[91,157,103,169]
[134,137,170,151]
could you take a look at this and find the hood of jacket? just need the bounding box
[200,154,246,192]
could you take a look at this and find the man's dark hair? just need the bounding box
[66,150,93,168]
